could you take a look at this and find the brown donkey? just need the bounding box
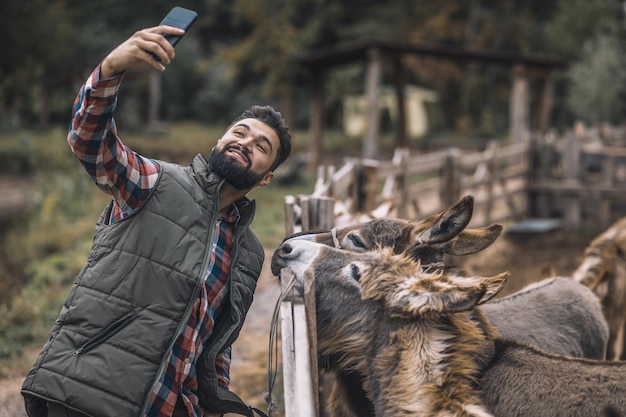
[271,240,626,417]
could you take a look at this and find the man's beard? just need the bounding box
[208,145,268,190]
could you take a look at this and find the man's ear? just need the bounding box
[258,171,274,187]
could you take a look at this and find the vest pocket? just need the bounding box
[72,310,138,356]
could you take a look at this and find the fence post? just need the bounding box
[360,164,379,212]
[563,133,581,230]
[440,147,461,207]
[484,142,497,225]
[528,135,555,217]
[397,148,410,219]
[280,269,318,417]
[284,195,297,236]
[309,196,336,231]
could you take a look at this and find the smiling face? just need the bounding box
[209,118,280,190]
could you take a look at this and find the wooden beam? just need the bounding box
[510,64,530,144]
[535,73,554,135]
[392,56,408,149]
[364,47,382,159]
[309,70,325,169]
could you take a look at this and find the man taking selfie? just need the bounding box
[22,23,291,417]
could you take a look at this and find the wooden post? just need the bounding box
[280,272,298,417]
[535,73,554,135]
[396,148,410,219]
[563,133,581,230]
[510,64,530,144]
[279,267,319,417]
[280,270,317,417]
[392,55,408,149]
[360,164,380,212]
[299,195,311,231]
[364,48,383,159]
[308,196,336,231]
[302,271,319,417]
[284,195,296,236]
[484,142,497,225]
[310,70,325,170]
[440,148,461,207]
[530,134,554,218]
[599,154,615,228]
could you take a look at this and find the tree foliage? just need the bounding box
[0,0,624,133]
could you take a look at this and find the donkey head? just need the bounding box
[271,240,384,367]
[272,195,502,277]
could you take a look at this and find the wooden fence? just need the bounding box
[284,132,626,235]
[285,139,529,235]
[529,133,626,231]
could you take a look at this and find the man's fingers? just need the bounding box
[137,48,166,71]
[137,27,183,64]
[102,26,185,76]
[155,25,186,36]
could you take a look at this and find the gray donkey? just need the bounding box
[271,240,626,417]
[276,195,609,417]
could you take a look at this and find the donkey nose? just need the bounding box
[270,242,294,276]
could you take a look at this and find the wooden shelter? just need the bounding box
[298,38,567,167]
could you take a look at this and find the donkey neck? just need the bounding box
[369,311,496,417]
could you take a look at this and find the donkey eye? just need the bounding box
[347,234,366,249]
[350,264,362,282]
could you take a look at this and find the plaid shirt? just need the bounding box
[68,65,232,417]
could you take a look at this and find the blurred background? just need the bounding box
[3,0,626,136]
[1,0,625,415]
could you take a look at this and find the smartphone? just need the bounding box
[152,6,198,61]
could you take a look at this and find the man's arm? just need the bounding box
[67,25,184,219]
[67,65,160,219]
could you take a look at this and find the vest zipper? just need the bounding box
[73,311,137,356]
[140,195,217,416]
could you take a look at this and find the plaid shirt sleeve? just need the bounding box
[67,65,160,219]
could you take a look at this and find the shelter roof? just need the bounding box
[298,38,568,71]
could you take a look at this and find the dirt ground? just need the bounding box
[455,227,596,298]
[0,230,597,417]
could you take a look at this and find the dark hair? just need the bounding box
[228,105,292,171]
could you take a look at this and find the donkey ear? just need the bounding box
[385,271,510,317]
[413,195,474,245]
[476,272,510,304]
[447,224,503,256]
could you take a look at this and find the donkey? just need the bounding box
[277,196,609,417]
[271,240,626,417]
[572,216,626,360]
